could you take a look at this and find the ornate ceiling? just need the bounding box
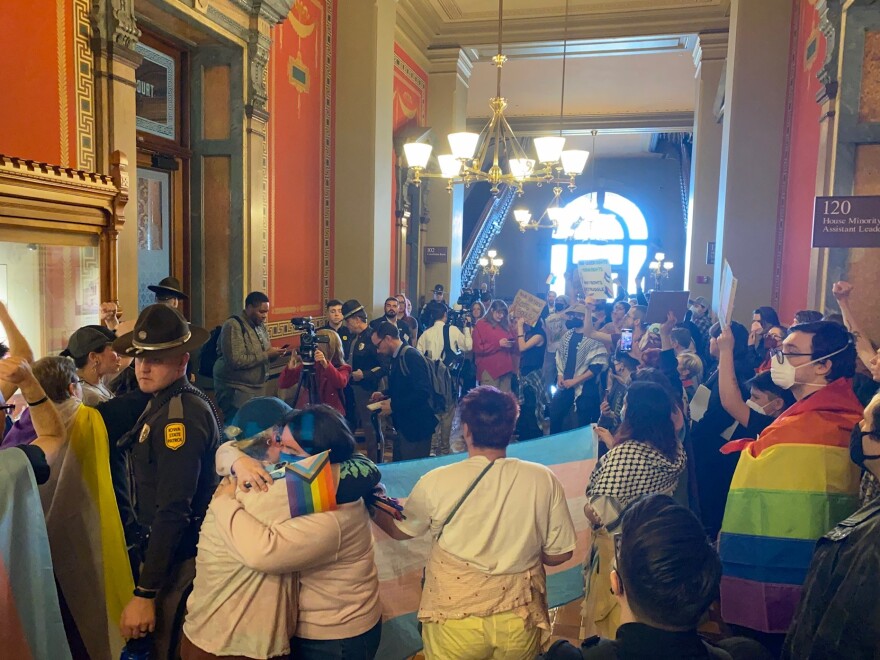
[398,0,730,50]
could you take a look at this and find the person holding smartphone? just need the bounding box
[471,300,518,393]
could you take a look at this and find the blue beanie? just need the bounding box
[226,396,293,440]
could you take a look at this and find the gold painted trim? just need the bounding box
[73,0,95,171]
[57,0,70,167]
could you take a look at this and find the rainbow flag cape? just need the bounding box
[373,428,596,660]
[40,405,133,660]
[0,447,71,660]
[718,378,862,633]
[284,450,337,518]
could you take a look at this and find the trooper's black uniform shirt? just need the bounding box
[346,327,385,391]
[369,317,414,347]
[128,377,220,590]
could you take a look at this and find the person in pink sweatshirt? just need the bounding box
[184,400,383,660]
[471,299,518,392]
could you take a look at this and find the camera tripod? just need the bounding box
[291,361,322,408]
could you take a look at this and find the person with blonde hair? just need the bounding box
[279,328,352,414]
[676,352,704,399]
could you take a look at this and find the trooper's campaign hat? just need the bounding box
[113,304,208,359]
[148,276,188,300]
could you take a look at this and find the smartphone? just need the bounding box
[620,328,633,352]
[281,343,291,349]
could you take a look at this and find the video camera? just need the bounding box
[448,288,479,329]
[291,316,330,366]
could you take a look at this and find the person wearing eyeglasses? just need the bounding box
[783,393,880,658]
[716,321,863,656]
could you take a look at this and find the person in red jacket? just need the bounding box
[279,329,351,413]
[471,299,518,392]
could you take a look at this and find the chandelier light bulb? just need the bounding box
[508,158,536,180]
[534,136,566,164]
[663,261,674,270]
[479,257,489,267]
[654,252,665,261]
[437,154,462,178]
[487,249,497,259]
[448,132,480,160]
[403,142,433,169]
[513,209,532,226]
[560,149,589,175]
[649,261,660,270]
[494,258,504,267]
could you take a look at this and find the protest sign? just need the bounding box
[509,289,545,326]
[577,260,613,300]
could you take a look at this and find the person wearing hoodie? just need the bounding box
[190,400,383,659]
[716,321,862,656]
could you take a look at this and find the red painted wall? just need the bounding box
[267,0,336,333]
[777,0,824,322]
[0,1,78,166]
[391,43,428,294]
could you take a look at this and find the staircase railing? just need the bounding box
[461,183,516,288]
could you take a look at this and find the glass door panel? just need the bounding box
[137,167,172,310]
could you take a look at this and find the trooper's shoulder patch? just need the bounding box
[164,422,186,450]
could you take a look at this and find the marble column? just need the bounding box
[422,47,473,305]
[686,32,727,301]
[333,0,397,319]
[714,0,794,322]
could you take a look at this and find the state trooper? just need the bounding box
[113,304,221,657]
[341,299,386,461]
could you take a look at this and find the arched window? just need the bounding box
[549,191,650,295]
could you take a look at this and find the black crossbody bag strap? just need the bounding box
[436,460,495,541]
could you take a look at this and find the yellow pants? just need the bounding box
[422,611,541,660]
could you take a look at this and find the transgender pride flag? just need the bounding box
[373,428,596,659]
[0,448,71,660]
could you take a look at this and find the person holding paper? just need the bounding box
[717,321,862,655]
[690,321,754,539]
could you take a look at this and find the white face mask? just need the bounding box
[746,399,770,415]
[770,345,848,390]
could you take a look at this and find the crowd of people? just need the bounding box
[1,272,879,660]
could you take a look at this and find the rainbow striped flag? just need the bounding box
[41,405,134,659]
[0,447,71,660]
[718,378,862,633]
[373,428,595,659]
[285,450,337,518]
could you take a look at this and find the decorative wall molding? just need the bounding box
[693,30,728,65]
[231,0,297,25]
[247,31,273,119]
[467,111,695,135]
[74,0,96,171]
[91,0,141,50]
[815,0,842,104]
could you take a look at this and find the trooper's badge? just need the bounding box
[138,424,150,444]
[164,423,186,450]
[358,342,365,351]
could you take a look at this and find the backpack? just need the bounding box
[198,316,246,377]
[399,345,455,414]
[440,323,464,374]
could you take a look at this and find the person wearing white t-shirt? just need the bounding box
[373,386,576,659]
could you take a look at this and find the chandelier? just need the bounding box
[402,0,590,195]
[516,129,600,234]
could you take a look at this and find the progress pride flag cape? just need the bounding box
[0,447,71,660]
[373,428,596,660]
[718,378,862,633]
